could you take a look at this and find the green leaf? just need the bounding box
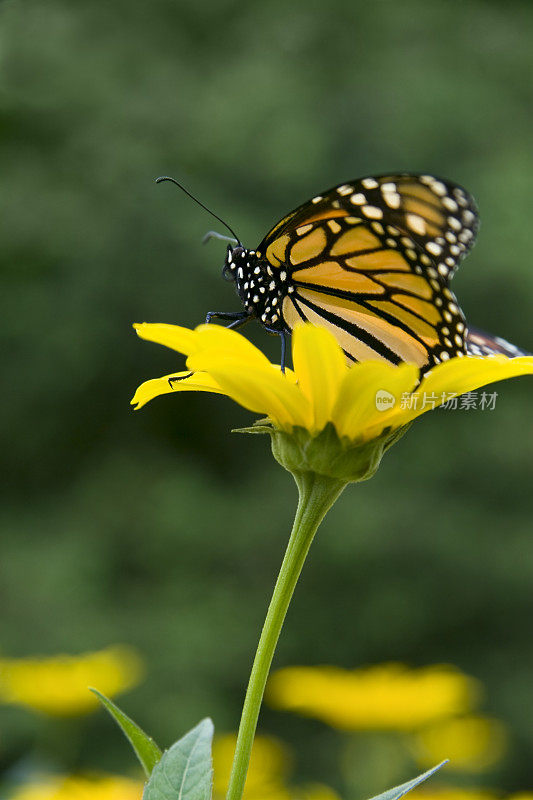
[368,761,448,800]
[90,688,162,777]
[143,718,214,800]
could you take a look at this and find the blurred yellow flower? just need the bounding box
[9,774,142,800]
[132,321,533,443]
[294,786,342,800]
[413,715,507,771]
[212,733,339,800]
[9,768,338,800]
[0,646,144,716]
[267,664,479,731]
[410,789,497,800]
[213,733,291,800]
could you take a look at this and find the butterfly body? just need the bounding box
[211,173,527,369]
[225,245,289,332]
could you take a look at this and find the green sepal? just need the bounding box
[90,688,162,778]
[235,420,411,484]
[368,761,448,800]
[143,718,214,800]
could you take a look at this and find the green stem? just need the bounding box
[225,471,346,800]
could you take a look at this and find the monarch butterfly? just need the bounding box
[158,173,527,371]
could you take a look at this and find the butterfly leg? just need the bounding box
[226,316,252,331]
[280,332,288,373]
[168,314,251,390]
[205,310,249,325]
[168,372,194,388]
[264,327,288,373]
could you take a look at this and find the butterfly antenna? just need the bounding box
[155,176,241,244]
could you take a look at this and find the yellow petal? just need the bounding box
[332,362,419,441]
[292,324,347,432]
[133,322,272,368]
[395,355,533,426]
[187,353,311,429]
[131,371,224,410]
[421,355,533,397]
[133,323,200,355]
[194,324,273,367]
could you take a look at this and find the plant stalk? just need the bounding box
[225,471,346,800]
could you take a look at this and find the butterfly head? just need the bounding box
[222,244,245,281]
[223,245,258,301]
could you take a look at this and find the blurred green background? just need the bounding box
[1,0,533,796]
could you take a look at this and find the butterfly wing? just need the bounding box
[466,327,530,358]
[256,177,470,369]
[259,173,479,283]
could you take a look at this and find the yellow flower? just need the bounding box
[407,789,497,800]
[212,733,340,800]
[132,322,533,481]
[8,774,142,800]
[412,715,507,771]
[295,786,343,800]
[213,733,290,800]
[266,664,479,731]
[0,646,144,716]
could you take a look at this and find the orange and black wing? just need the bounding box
[256,175,472,369]
[258,213,465,369]
[259,173,479,284]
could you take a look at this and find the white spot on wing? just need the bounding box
[361,205,383,219]
[431,181,447,196]
[384,192,401,209]
[443,197,458,212]
[406,213,426,235]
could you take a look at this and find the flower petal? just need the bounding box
[133,321,533,448]
[332,362,419,441]
[292,324,347,432]
[395,355,533,426]
[421,355,533,398]
[133,322,272,368]
[134,323,200,355]
[194,324,273,367]
[186,352,311,429]
[131,371,224,410]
